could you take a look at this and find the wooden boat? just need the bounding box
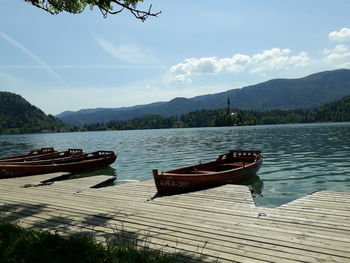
[0,151,117,178]
[152,150,263,195]
[0,147,58,162]
[0,148,84,164]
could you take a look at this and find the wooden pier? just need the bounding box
[0,174,349,262]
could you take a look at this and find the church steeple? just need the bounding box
[226,96,232,115]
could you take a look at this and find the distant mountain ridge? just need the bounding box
[56,69,350,126]
[0,92,67,134]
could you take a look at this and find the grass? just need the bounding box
[0,220,175,263]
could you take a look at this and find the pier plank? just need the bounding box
[0,177,350,262]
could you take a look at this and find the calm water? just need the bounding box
[1,122,349,207]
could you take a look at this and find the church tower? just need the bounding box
[226,96,232,115]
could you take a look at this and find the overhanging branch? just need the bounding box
[109,1,161,21]
[24,0,161,21]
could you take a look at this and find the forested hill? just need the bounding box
[57,69,350,126]
[312,94,350,122]
[0,92,68,134]
[83,95,350,131]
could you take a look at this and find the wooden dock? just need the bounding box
[0,174,349,262]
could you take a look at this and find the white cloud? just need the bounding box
[95,37,157,65]
[329,28,350,42]
[323,29,350,68]
[250,48,290,73]
[168,57,221,84]
[252,48,290,61]
[168,48,311,84]
[323,44,348,54]
[322,44,350,64]
[220,54,250,72]
[290,52,310,67]
[173,74,192,84]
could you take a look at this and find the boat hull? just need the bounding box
[153,150,263,195]
[0,151,116,178]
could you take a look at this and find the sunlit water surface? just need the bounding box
[1,122,349,207]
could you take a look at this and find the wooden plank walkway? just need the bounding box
[0,175,349,263]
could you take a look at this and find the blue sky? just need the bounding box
[0,0,350,115]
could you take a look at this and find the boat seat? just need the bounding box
[221,162,245,167]
[191,170,216,174]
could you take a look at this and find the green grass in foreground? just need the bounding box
[0,220,174,263]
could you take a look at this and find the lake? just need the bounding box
[1,122,349,207]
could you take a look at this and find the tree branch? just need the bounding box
[109,1,161,21]
[26,1,56,15]
[24,0,161,21]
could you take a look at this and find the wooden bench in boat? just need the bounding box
[220,162,246,167]
[191,170,217,174]
[190,163,249,174]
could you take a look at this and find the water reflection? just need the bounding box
[242,175,264,198]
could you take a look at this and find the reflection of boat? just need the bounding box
[0,151,117,178]
[153,150,263,195]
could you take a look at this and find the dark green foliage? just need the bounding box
[0,220,173,263]
[250,109,311,125]
[83,109,258,131]
[24,0,160,21]
[82,95,350,131]
[250,95,350,125]
[179,109,218,127]
[0,221,105,263]
[310,95,350,122]
[0,92,68,134]
[213,110,257,126]
[24,0,143,14]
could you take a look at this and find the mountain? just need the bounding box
[57,69,350,126]
[82,95,350,131]
[0,92,68,134]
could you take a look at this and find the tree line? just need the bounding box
[82,95,350,131]
[1,93,349,134]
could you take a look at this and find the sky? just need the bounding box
[0,0,350,115]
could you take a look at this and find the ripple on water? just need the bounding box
[1,123,350,207]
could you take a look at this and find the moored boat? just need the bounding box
[0,147,58,162]
[0,148,85,164]
[0,150,117,178]
[152,150,263,195]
